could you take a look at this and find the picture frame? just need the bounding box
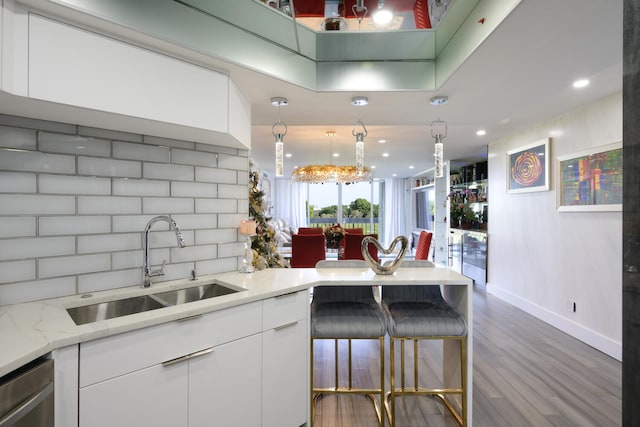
[507,138,550,194]
[557,141,622,212]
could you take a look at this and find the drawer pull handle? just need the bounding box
[274,321,298,331]
[162,347,213,367]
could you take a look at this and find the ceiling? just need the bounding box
[243,0,622,179]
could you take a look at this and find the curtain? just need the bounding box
[383,178,407,246]
[273,178,308,229]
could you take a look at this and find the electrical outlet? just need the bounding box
[573,302,577,313]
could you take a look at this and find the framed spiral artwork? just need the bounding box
[507,138,550,194]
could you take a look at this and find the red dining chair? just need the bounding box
[297,227,324,235]
[342,233,379,262]
[290,234,326,268]
[345,228,363,235]
[414,231,433,261]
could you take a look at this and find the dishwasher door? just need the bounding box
[0,358,54,427]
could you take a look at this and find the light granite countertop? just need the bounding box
[0,266,472,378]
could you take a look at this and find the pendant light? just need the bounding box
[271,96,288,177]
[431,119,447,178]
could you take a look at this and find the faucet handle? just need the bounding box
[150,260,167,277]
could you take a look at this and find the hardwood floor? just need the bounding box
[311,286,621,426]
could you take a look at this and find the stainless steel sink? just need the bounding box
[151,282,239,306]
[67,281,243,325]
[67,295,167,325]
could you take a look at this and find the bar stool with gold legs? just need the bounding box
[311,260,386,426]
[382,283,468,427]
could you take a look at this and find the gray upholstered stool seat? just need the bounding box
[382,284,468,427]
[311,260,386,426]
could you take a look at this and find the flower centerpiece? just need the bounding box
[447,190,478,229]
[324,224,345,249]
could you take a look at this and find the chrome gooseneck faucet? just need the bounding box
[143,215,186,288]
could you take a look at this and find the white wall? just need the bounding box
[487,91,622,360]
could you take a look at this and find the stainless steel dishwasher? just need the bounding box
[0,358,54,427]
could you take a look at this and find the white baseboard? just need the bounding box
[486,283,621,361]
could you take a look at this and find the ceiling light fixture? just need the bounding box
[351,96,369,106]
[573,79,590,89]
[476,129,486,136]
[431,119,447,178]
[271,96,288,177]
[353,119,367,176]
[372,0,394,26]
[430,95,449,106]
[290,131,372,185]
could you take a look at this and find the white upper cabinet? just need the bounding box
[28,14,228,133]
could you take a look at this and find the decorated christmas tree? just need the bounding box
[248,169,289,269]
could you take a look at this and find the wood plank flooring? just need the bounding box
[311,286,621,427]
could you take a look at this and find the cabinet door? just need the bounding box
[79,363,188,427]
[188,333,262,427]
[262,319,308,427]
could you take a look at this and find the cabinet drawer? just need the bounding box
[263,290,309,330]
[79,301,261,387]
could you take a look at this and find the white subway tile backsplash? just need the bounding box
[196,198,237,214]
[78,156,141,178]
[170,244,217,263]
[171,148,217,167]
[195,167,236,184]
[0,125,37,150]
[113,179,169,197]
[0,260,36,284]
[0,217,36,238]
[218,154,249,171]
[196,229,237,245]
[143,163,194,181]
[0,172,37,193]
[78,196,141,215]
[195,258,237,276]
[0,277,76,305]
[78,233,141,254]
[0,117,246,302]
[78,268,141,293]
[170,214,217,230]
[0,149,75,174]
[142,197,194,214]
[217,242,244,258]
[39,254,110,278]
[39,174,111,195]
[39,216,111,236]
[78,126,142,143]
[218,184,248,199]
[113,141,170,162]
[143,135,194,150]
[0,115,75,134]
[171,182,217,198]
[0,237,75,261]
[195,143,237,155]
[217,214,246,229]
[0,195,75,215]
[39,133,110,157]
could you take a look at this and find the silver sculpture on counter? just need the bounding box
[361,235,408,275]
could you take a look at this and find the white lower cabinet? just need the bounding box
[80,362,188,427]
[262,291,310,427]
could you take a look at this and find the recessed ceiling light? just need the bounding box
[382,153,390,157]
[476,129,486,136]
[371,165,377,169]
[409,165,415,169]
[333,153,340,157]
[430,96,449,106]
[573,79,590,89]
[285,153,292,158]
[392,173,397,177]
[351,96,369,106]
[378,139,387,144]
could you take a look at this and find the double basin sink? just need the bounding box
[67,281,243,325]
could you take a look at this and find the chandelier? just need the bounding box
[291,131,372,185]
[431,119,447,178]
